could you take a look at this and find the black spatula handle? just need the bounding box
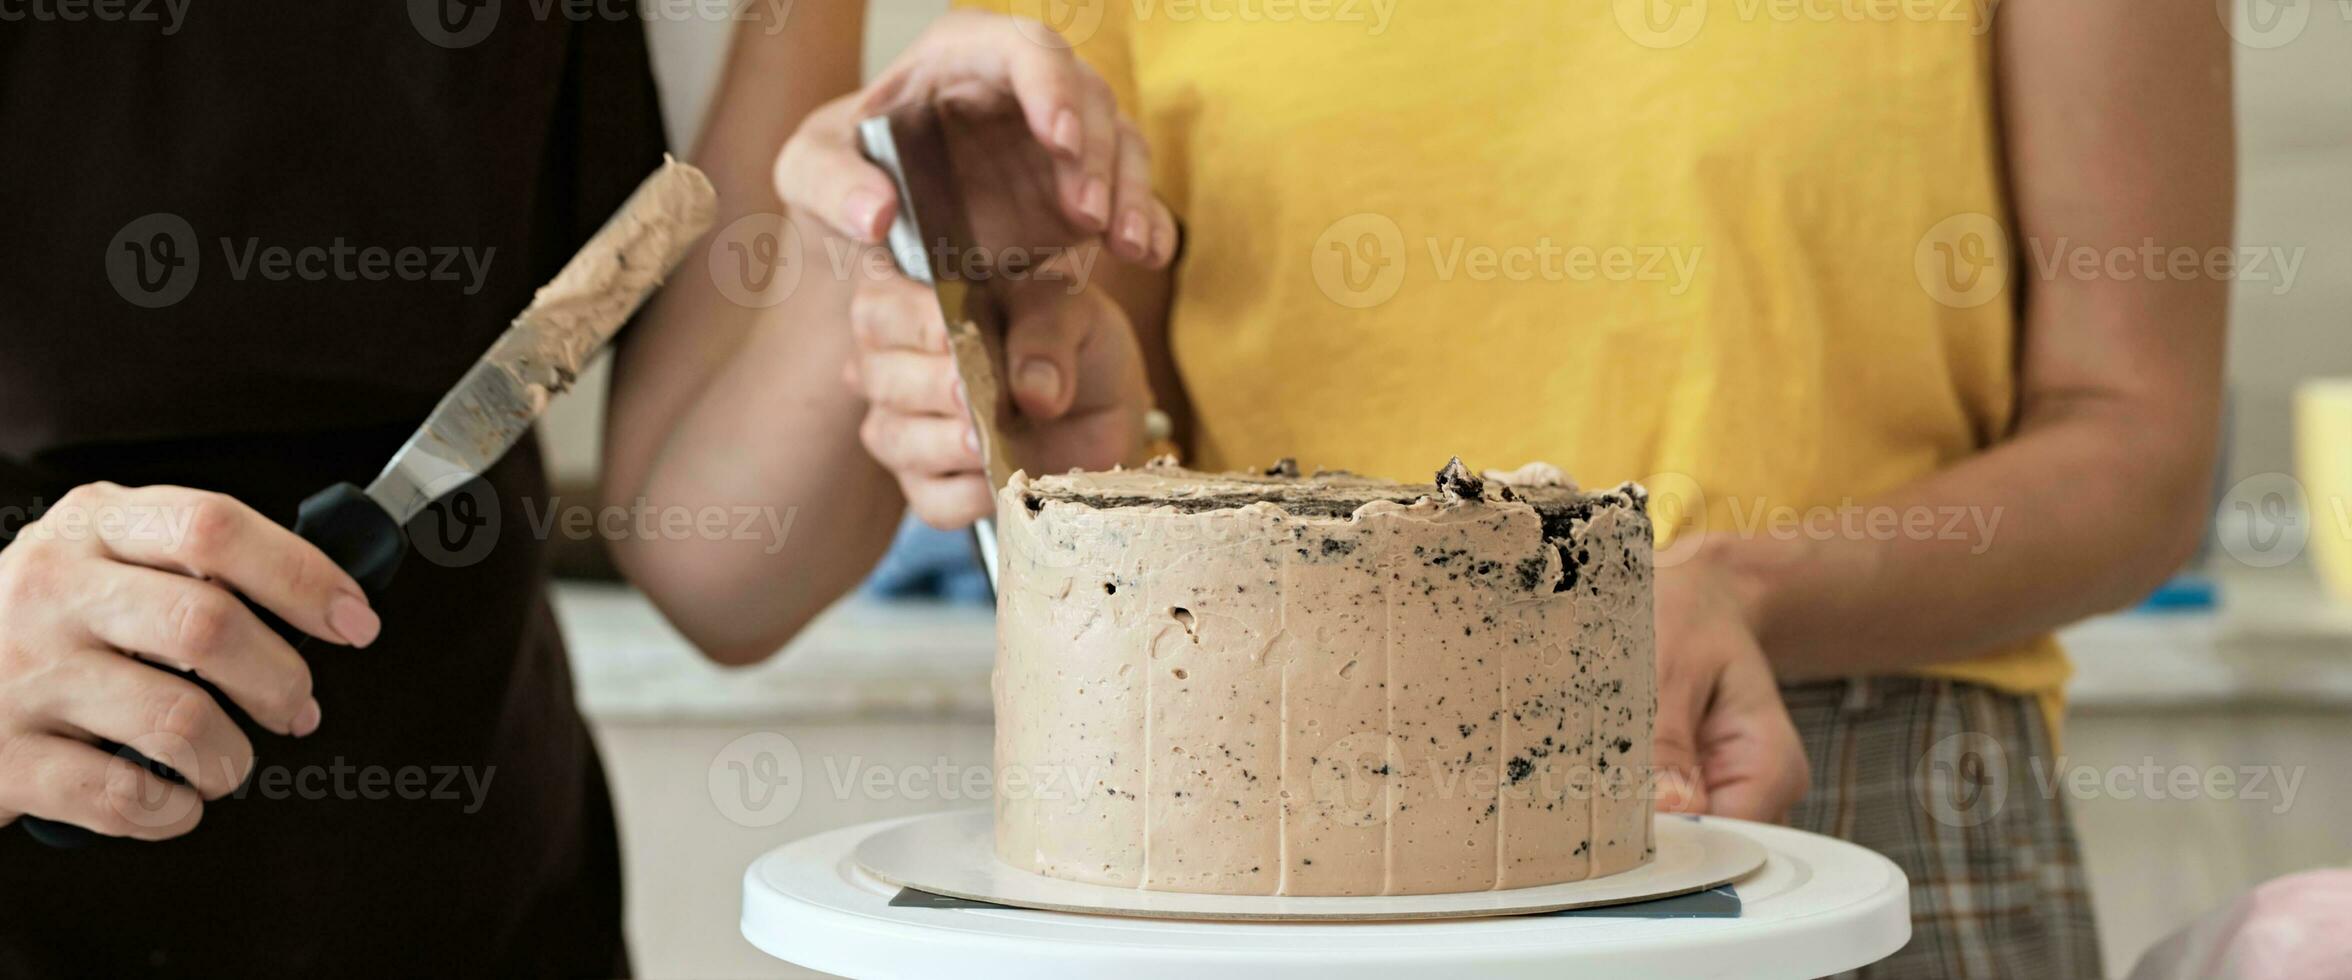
[20,483,404,848]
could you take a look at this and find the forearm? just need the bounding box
[616,295,903,665]
[604,5,900,663]
[1716,395,2217,680]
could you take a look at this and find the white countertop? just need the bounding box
[558,586,995,723]
[2058,568,2352,711]
[558,567,2352,725]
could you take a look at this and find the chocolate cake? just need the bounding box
[992,457,1656,896]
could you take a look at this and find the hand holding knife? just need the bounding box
[21,159,717,847]
[858,104,1023,591]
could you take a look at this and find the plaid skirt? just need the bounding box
[1783,677,2106,979]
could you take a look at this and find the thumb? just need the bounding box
[1651,678,1711,815]
[1697,652,1811,822]
[775,100,898,243]
[998,282,1093,421]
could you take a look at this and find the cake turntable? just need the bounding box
[742,810,1913,979]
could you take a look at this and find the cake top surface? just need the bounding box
[1016,456,1644,520]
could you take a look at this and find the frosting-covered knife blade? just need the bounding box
[369,157,719,524]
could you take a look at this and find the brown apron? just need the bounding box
[0,4,666,975]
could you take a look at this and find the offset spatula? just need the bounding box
[857,104,1019,592]
[22,159,717,848]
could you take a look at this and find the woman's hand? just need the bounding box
[774,12,1176,529]
[845,271,1153,528]
[774,10,1176,265]
[0,483,378,839]
[1651,541,1810,822]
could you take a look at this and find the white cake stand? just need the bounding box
[741,812,1911,979]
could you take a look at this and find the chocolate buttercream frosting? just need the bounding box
[993,458,1656,896]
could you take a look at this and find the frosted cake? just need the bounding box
[992,458,1656,896]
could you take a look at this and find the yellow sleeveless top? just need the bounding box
[967,0,2067,711]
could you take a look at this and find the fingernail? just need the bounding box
[328,593,381,648]
[1079,177,1110,226]
[1119,211,1148,253]
[293,698,322,738]
[1016,359,1063,406]
[964,426,981,454]
[953,378,969,409]
[845,190,885,237]
[1051,109,1082,155]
